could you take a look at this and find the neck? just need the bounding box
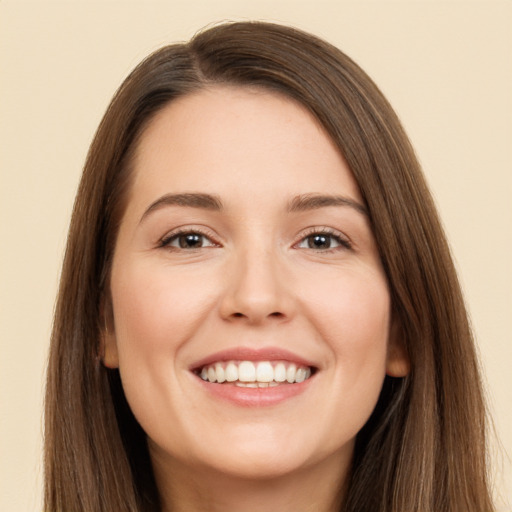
[153,451,350,512]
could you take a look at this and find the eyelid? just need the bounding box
[159,225,221,249]
[293,226,352,251]
[157,225,352,251]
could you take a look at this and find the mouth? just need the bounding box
[195,360,315,387]
[190,347,318,406]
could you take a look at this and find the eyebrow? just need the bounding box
[140,191,368,223]
[287,193,368,215]
[140,193,223,222]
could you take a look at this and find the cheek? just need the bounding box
[109,261,222,436]
[304,265,390,341]
[112,261,216,353]
[112,273,173,359]
[329,287,390,363]
[300,268,390,403]
[109,261,220,408]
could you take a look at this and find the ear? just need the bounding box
[100,298,119,369]
[386,317,410,377]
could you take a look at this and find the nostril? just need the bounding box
[269,312,284,318]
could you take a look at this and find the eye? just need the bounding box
[161,230,217,250]
[296,230,351,251]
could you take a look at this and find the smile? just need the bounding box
[198,360,313,386]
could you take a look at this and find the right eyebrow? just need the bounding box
[139,193,223,224]
[287,193,368,216]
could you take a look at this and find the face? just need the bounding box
[105,86,408,484]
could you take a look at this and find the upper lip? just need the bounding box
[190,346,318,371]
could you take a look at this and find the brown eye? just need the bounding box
[296,231,351,251]
[307,234,332,249]
[163,232,216,249]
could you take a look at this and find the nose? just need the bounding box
[219,246,294,325]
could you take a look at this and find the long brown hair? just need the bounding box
[44,21,493,511]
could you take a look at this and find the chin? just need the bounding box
[193,433,343,482]
[203,451,311,481]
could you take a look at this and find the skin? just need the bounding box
[104,86,409,512]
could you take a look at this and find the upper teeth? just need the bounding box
[199,360,312,385]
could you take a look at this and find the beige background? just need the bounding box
[1,1,510,510]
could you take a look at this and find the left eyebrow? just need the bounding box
[139,192,223,223]
[287,193,368,216]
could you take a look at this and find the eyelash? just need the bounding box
[294,227,352,252]
[159,227,352,252]
[159,227,220,250]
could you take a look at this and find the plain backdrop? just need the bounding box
[1,1,511,510]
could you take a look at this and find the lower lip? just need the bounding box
[194,375,314,407]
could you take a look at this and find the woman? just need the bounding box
[44,21,493,511]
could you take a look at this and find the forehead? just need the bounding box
[128,85,362,207]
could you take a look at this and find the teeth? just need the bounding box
[295,367,306,383]
[198,360,313,385]
[225,362,238,382]
[286,363,297,383]
[235,382,271,388]
[238,361,256,382]
[274,362,286,382]
[256,361,274,382]
[215,363,226,383]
